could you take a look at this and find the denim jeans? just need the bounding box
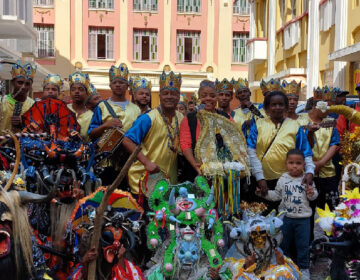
[280,216,310,269]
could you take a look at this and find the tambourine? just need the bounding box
[139,170,168,198]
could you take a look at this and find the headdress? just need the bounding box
[129,76,152,94]
[260,78,281,95]
[313,86,337,102]
[11,60,37,81]
[159,71,181,93]
[87,83,98,96]
[109,63,129,83]
[68,72,90,90]
[215,78,234,93]
[42,74,63,90]
[280,80,301,98]
[233,78,249,92]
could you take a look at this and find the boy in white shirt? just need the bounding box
[257,148,318,280]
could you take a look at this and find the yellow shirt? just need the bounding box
[255,118,301,180]
[296,113,310,127]
[127,109,184,194]
[0,95,34,134]
[300,114,337,178]
[67,104,93,142]
[233,107,252,127]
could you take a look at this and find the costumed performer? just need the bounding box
[67,72,94,142]
[247,91,315,213]
[42,74,63,100]
[129,76,152,114]
[0,61,35,134]
[85,83,102,111]
[122,71,183,199]
[217,79,235,119]
[258,78,281,118]
[177,101,188,116]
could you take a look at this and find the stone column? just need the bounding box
[267,0,276,77]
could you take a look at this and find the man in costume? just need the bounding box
[217,79,234,119]
[122,71,183,198]
[85,83,102,111]
[0,61,35,134]
[129,76,152,114]
[258,78,281,118]
[88,63,140,141]
[67,72,94,142]
[42,74,63,100]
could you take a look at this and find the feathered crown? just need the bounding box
[11,60,37,81]
[42,74,63,90]
[281,80,301,97]
[215,78,234,93]
[68,72,90,89]
[260,78,281,95]
[313,86,337,102]
[129,76,152,94]
[233,78,249,92]
[159,71,182,92]
[109,63,129,83]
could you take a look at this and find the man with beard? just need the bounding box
[123,71,183,198]
[130,76,152,114]
[0,61,35,134]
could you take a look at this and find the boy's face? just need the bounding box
[286,154,305,177]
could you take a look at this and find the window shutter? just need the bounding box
[89,31,97,59]
[134,31,141,60]
[177,33,184,62]
[106,32,114,59]
[192,33,200,62]
[150,32,158,60]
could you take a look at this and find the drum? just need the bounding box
[97,128,125,153]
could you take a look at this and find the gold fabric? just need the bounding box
[67,104,93,142]
[300,114,336,178]
[256,118,300,180]
[128,110,183,194]
[233,107,252,126]
[296,113,309,126]
[97,101,140,132]
[259,108,268,119]
[0,95,34,135]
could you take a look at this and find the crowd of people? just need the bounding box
[1,60,360,280]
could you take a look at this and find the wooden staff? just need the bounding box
[3,130,20,191]
[87,144,141,280]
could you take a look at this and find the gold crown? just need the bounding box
[313,86,337,102]
[233,78,249,92]
[159,71,182,92]
[129,76,152,94]
[215,78,234,92]
[68,72,90,90]
[42,74,63,90]
[109,63,129,83]
[280,80,301,97]
[260,78,281,95]
[11,60,37,81]
[88,83,98,96]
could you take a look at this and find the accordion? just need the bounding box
[97,127,125,153]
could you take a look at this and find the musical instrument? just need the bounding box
[97,127,125,153]
[301,120,336,130]
[249,103,264,118]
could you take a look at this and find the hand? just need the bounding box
[145,161,161,174]
[245,119,252,129]
[72,180,84,200]
[302,173,314,187]
[118,244,126,259]
[307,123,320,133]
[11,116,22,127]
[102,118,122,129]
[208,266,220,280]
[257,180,268,197]
[306,185,315,198]
[275,248,285,265]
[81,246,98,264]
[244,252,256,269]
[194,161,202,175]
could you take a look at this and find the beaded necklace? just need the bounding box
[157,106,179,153]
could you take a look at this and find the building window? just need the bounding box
[233,32,249,63]
[233,0,250,15]
[291,0,296,18]
[33,0,54,6]
[133,30,158,61]
[89,0,114,9]
[177,0,201,13]
[176,31,200,63]
[279,0,285,26]
[35,25,55,58]
[88,27,114,59]
[133,0,158,12]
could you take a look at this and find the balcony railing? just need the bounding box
[246,38,267,64]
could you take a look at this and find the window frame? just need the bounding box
[233,0,250,15]
[133,29,158,62]
[33,0,54,7]
[177,0,201,14]
[232,32,249,63]
[88,0,114,10]
[35,24,55,58]
[176,31,201,63]
[88,27,114,60]
[133,0,158,12]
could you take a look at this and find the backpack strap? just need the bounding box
[103,100,119,119]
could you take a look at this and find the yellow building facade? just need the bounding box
[248,0,360,102]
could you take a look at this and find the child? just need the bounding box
[257,148,318,280]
